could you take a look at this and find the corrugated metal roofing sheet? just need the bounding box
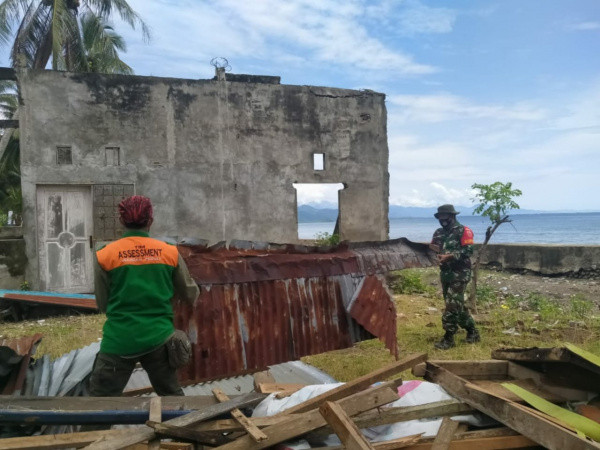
[0,290,97,310]
[0,333,43,395]
[173,238,435,383]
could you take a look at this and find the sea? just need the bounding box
[298,213,600,244]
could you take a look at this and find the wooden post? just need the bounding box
[319,401,375,450]
[212,388,267,442]
[148,397,162,450]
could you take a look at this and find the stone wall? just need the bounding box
[18,69,390,288]
[477,244,600,278]
[0,227,26,289]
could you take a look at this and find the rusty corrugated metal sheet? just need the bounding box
[0,333,43,395]
[174,238,435,383]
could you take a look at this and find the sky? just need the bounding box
[4,0,599,210]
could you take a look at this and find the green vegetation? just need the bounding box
[389,269,436,296]
[469,181,523,311]
[314,232,340,246]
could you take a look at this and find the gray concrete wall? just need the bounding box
[0,227,26,289]
[477,244,600,277]
[18,70,389,288]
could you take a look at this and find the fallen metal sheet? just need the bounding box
[0,333,43,395]
[174,238,435,383]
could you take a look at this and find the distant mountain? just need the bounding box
[298,203,559,222]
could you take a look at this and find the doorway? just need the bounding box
[36,185,94,293]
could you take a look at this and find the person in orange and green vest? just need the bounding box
[430,204,480,350]
[89,195,199,396]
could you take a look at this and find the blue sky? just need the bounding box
[5,0,600,210]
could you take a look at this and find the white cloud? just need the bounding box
[568,22,600,31]
[395,0,456,34]
[388,94,547,123]
[294,183,344,205]
[122,0,437,77]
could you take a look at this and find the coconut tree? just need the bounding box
[0,0,149,70]
[80,11,132,74]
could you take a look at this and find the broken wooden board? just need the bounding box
[431,417,460,450]
[257,383,306,394]
[83,391,265,450]
[412,360,508,380]
[0,429,132,450]
[319,401,375,450]
[281,353,426,415]
[425,362,600,450]
[212,388,267,442]
[214,381,400,450]
[147,421,233,446]
[492,346,600,392]
[304,399,472,441]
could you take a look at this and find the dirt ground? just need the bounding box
[479,270,600,305]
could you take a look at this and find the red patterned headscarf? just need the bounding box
[118,195,153,229]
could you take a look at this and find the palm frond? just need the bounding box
[84,0,150,42]
[0,0,33,47]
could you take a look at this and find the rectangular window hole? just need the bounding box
[105,147,120,166]
[56,146,72,165]
[313,153,325,171]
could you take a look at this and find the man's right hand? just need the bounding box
[437,254,453,265]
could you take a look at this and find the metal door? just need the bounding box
[37,186,93,293]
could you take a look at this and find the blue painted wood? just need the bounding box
[0,290,95,300]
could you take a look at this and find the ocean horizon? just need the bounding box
[298,212,600,244]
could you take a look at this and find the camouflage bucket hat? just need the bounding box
[434,204,460,218]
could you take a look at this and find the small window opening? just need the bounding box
[313,153,325,171]
[56,146,72,165]
[293,183,344,241]
[105,147,120,166]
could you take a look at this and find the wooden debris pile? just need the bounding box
[2,346,600,449]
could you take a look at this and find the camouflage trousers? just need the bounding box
[440,277,476,334]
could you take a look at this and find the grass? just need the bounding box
[0,314,105,359]
[3,268,600,382]
[304,268,600,381]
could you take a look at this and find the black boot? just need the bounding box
[434,331,455,350]
[466,327,481,344]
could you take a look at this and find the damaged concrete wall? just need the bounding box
[18,70,389,289]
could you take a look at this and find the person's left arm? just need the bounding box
[93,253,109,313]
[173,254,200,304]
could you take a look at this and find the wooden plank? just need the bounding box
[148,397,162,450]
[257,383,306,394]
[402,435,539,450]
[412,360,508,380]
[507,361,590,401]
[0,429,131,449]
[425,362,600,450]
[319,401,375,450]
[212,388,267,442]
[431,417,459,450]
[214,381,400,450]
[147,421,232,446]
[468,379,568,403]
[253,370,275,390]
[0,395,226,411]
[282,353,426,415]
[83,391,265,450]
[305,400,472,441]
[0,67,17,80]
[309,434,423,450]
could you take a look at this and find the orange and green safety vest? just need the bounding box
[96,230,180,355]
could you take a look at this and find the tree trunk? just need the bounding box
[467,216,509,313]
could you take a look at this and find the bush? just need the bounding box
[570,294,593,319]
[390,270,435,295]
[476,284,497,305]
[314,232,340,246]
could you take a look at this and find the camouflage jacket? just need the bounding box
[431,222,474,280]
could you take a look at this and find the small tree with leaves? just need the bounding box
[468,181,522,311]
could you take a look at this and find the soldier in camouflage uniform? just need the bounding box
[430,204,480,349]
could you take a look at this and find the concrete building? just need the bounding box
[17,69,389,293]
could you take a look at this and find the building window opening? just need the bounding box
[105,147,120,166]
[313,153,325,171]
[293,183,344,242]
[56,146,72,165]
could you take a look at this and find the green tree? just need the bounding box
[80,11,132,74]
[468,181,522,311]
[0,0,149,71]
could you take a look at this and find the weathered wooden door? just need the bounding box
[37,186,93,293]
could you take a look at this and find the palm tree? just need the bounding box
[80,11,132,74]
[0,0,149,70]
